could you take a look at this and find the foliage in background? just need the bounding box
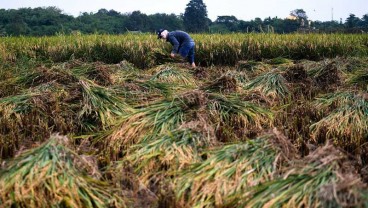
[0,7,368,36]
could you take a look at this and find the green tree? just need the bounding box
[183,0,208,32]
[362,14,368,29]
[237,20,253,33]
[125,11,150,31]
[290,9,308,21]
[148,13,184,32]
[214,16,239,32]
[345,14,361,28]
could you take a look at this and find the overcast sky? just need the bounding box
[1,0,366,22]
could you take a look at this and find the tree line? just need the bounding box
[0,0,367,36]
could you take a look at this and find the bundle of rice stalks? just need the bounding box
[236,60,270,77]
[264,57,293,65]
[96,96,187,158]
[78,79,132,129]
[125,129,212,182]
[274,100,320,155]
[308,61,343,90]
[240,144,366,208]
[104,162,159,208]
[284,64,308,82]
[208,93,273,140]
[175,130,297,207]
[150,48,178,65]
[0,84,76,158]
[149,65,197,87]
[192,66,210,80]
[119,128,213,207]
[65,61,138,86]
[96,90,272,158]
[0,134,127,208]
[201,74,238,93]
[342,57,368,73]
[72,63,114,86]
[283,64,315,99]
[16,66,78,87]
[121,79,172,106]
[244,70,290,103]
[347,69,368,90]
[310,91,368,148]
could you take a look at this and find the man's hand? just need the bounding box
[170,53,175,58]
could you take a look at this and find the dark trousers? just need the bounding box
[179,41,195,64]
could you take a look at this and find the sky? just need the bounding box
[0,0,366,22]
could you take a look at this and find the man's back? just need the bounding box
[167,30,194,44]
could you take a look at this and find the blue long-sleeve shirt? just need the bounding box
[166,30,194,54]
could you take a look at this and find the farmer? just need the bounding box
[157,29,196,68]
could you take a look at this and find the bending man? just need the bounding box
[157,29,196,68]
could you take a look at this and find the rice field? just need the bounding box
[0,33,368,208]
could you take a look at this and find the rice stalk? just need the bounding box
[149,65,197,87]
[201,74,238,93]
[307,61,343,89]
[310,91,368,146]
[208,93,273,134]
[95,96,187,157]
[78,79,132,129]
[347,69,368,89]
[125,129,211,182]
[0,134,127,208]
[244,70,290,102]
[240,144,365,208]
[96,89,272,159]
[175,132,291,208]
[119,74,175,106]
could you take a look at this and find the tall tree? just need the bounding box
[214,16,239,32]
[125,11,149,31]
[362,14,368,28]
[183,0,208,32]
[345,14,360,28]
[290,9,308,21]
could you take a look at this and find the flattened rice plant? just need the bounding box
[125,129,213,182]
[241,144,365,208]
[347,69,368,90]
[121,79,172,106]
[310,91,368,147]
[175,131,295,208]
[96,97,187,157]
[0,135,126,208]
[208,93,273,141]
[79,79,132,129]
[244,70,290,103]
[149,65,197,87]
[308,60,344,90]
[201,74,238,93]
[0,85,72,158]
[96,90,272,159]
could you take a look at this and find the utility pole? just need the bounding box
[331,8,334,21]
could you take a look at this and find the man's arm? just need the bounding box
[168,35,180,55]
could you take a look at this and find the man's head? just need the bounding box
[157,29,168,39]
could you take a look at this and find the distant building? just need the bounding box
[286,15,298,20]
